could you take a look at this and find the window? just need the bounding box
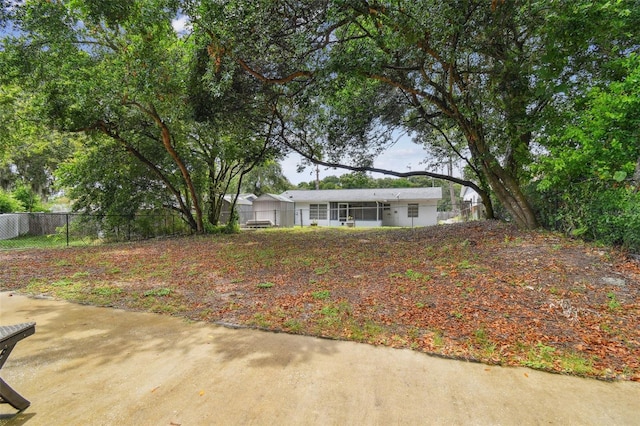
[330,202,338,220]
[310,204,328,220]
[349,202,378,221]
[408,203,419,218]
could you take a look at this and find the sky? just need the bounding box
[279,136,442,185]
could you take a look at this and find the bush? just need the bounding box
[536,183,640,253]
[12,184,46,212]
[0,189,23,213]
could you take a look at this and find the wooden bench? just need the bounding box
[0,322,36,411]
[245,220,273,228]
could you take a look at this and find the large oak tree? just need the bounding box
[194,0,638,228]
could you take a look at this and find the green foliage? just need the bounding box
[312,290,331,300]
[12,183,46,212]
[0,188,23,213]
[3,0,279,233]
[239,161,293,196]
[607,292,622,311]
[535,54,640,252]
[144,288,172,297]
[256,282,274,289]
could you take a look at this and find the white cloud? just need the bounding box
[171,15,190,34]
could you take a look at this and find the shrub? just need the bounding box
[0,189,23,213]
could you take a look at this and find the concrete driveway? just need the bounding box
[1,291,639,425]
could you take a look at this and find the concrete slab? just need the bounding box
[0,291,638,425]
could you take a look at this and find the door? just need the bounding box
[338,203,349,222]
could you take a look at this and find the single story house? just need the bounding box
[280,187,442,227]
[249,193,295,227]
[460,186,485,220]
[220,193,257,225]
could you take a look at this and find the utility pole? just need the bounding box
[448,157,458,213]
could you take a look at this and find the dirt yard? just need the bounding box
[1,221,638,380]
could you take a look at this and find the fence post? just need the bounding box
[66,213,70,247]
[300,209,303,227]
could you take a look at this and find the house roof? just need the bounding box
[254,193,294,203]
[460,186,479,202]
[280,187,442,203]
[223,193,257,206]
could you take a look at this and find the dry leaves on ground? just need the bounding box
[1,221,638,380]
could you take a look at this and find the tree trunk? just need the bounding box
[157,121,204,233]
[127,101,205,233]
[464,126,538,229]
[95,121,200,232]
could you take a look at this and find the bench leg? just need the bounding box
[0,377,30,411]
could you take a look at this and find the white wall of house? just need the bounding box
[381,201,439,227]
[251,198,295,227]
[292,200,438,228]
[253,200,283,224]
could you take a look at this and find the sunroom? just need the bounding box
[281,187,442,228]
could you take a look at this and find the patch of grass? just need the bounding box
[559,352,596,375]
[256,282,274,289]
[405,269,430,281]
[463,286,475,298]
[283,319,303,333]
[143,288,172,297]
[84,286,123,305]
[51,278,74,287]
[26,278,82,300]
[91,286,122,297]
[606,292,621,311]
[522,342,556,370]
[251,313,272,328]
[316,301,352,329]
[457,260,474,269]
[148,268,171,279]
[349,320,384,342]
[472,327,497,358]
[255,248,277,267]
[320,304,340,317]
[313,265,332,275]
[432,330,445,348]
[312,290,331,300]
[0,234,90,250]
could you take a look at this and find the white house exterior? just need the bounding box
[280,187,442,227]
[460,186,484,220]
[221,193,257,225]
[250,193,295,227]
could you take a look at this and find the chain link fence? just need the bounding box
[0,212,192,250]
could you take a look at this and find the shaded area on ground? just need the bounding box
[1,293,640,425]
